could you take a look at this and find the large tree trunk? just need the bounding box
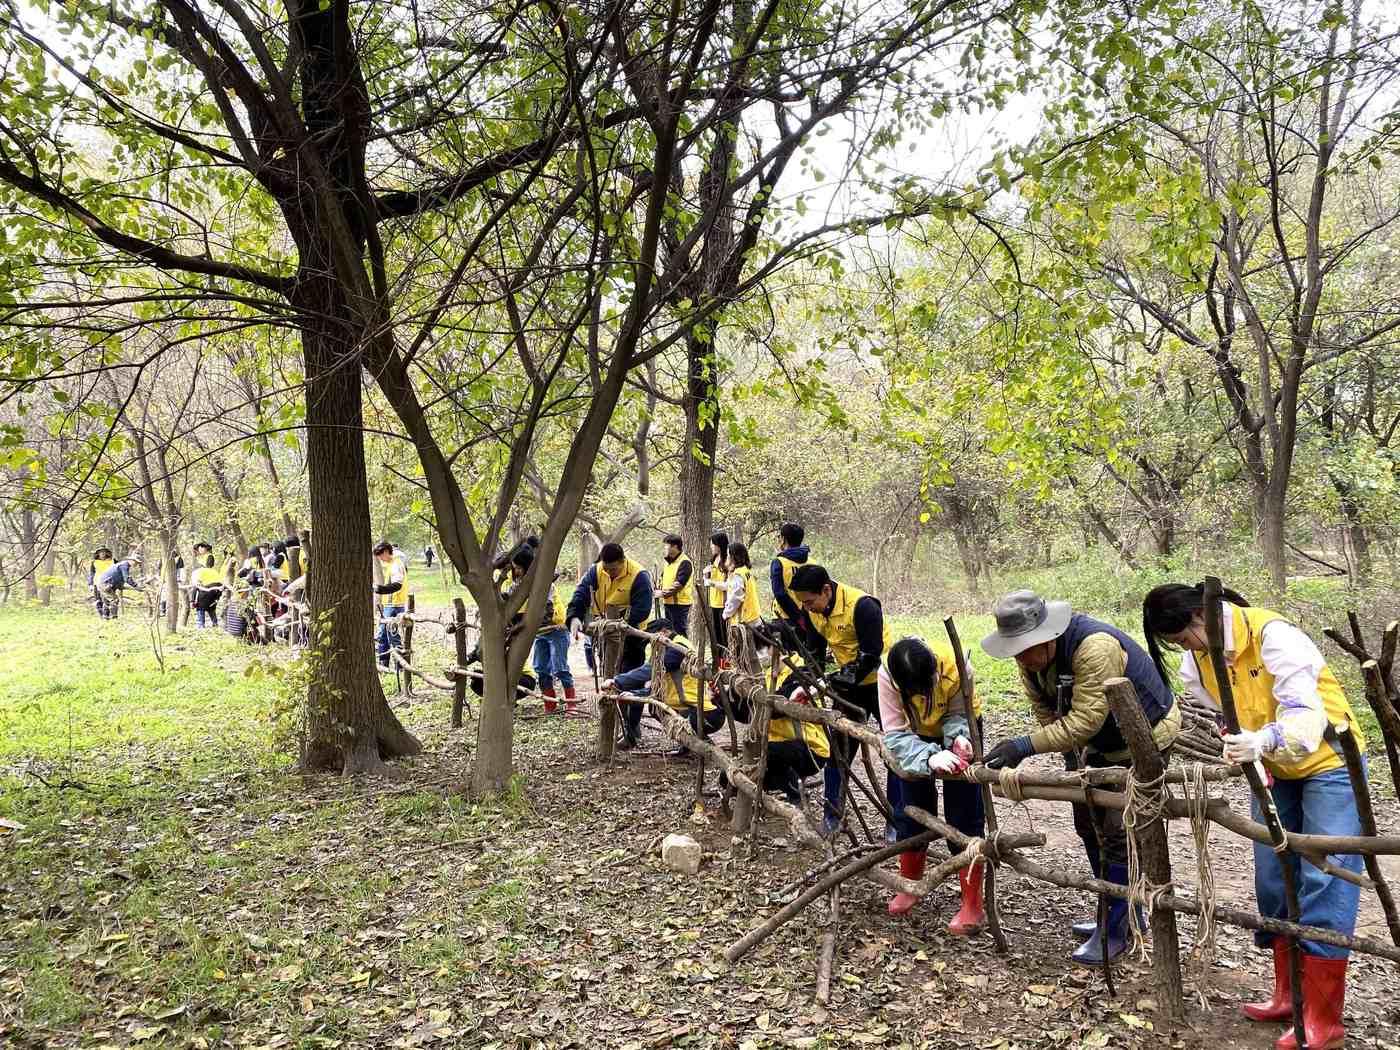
[679,327,720,632]
[295,279,421,775]
[1259,476,1288,596]
[159,529,180,633]
[471,601,517,796]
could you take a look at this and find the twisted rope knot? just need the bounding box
[997,766,1027,803]
[1176,760,1220,1006]
[1122,767,1170,962]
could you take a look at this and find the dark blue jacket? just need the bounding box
[566,566,653,627]
[98,561,139,590]
[1034,613,1174,756]
[769,544,811,620]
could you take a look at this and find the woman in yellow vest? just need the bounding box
[510,547,576,714]
[705,532,729,661]
[720,542,762,629]
[190,554,224,628]
[878,637,985,930]
[372,539,409,673]
[1143,583,1363,1050]
[89,546,115,619]
[658,534,694,636]
[761,647,830,803]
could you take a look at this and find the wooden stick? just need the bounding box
[999,851,1400,965]
[451,598,469,728]
[1334,721,1400,946]
[400,594,416,698]
[815,880,838,1004]
[1362,660,1400,793]
[945,615,1008,953]
[1104,677,1184,1019]
[595,619,623,762]
[723,830,939,963]
[1202,576,1303,1048]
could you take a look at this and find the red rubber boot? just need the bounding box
[1275,954,1347,1050]
[542,688,557,714]
[1242,940,1291,1022]
[564,686,579,715]
[887,849,927,916]
[948,862,986,935]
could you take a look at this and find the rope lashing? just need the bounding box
[1122,766,1170,961]
[1181,760,1219,1006]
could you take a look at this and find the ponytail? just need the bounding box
[1141,581,1250,690]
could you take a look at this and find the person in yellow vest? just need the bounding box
[788,563,891,836]
[1143,583,1363,1050]
[658,534,694,636]
[568,542,653,747]
[759,636,830,803]
[605,620,723,747]
[190,553,224,628]
[372,539,408,673]
[705,532,729,662]
[510,547,576,715]
[720,543,763,629]
[88,546,115,619]
[879,638,985,930]
[769,521,812,634]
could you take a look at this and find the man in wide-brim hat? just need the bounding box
[980,589,1182,967]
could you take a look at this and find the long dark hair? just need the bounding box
[887,637,936,725]
[1141,582,1250,690]
[728,542,751,570]
[710,531,729,566]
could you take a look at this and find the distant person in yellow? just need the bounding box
[88,546,115,619]
[372,539,408,672]
[705,532,729,661]
[510,546,576,715]
[718,542,762,628]
[190,553,223,628]
[657,534,694,636]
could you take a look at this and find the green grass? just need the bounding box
[0,606,277,764]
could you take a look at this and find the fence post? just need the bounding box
[400,593,415,698]
[1104,676,1185,1020]
[451,597,468,728]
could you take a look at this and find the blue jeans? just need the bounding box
[196,608,211,628]
[889,768,986,847]
[532,627,573,691]
[663,603,691,637]
[1252,764,1364,958]
[377,604,404,664]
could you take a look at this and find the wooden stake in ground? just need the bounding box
[1333,720,1400,947]
[945,615,1008,953]
[1103,677,1184,1020]
[595,617,624,762]
[451,597,469,728]
[1202,576,1305,1048]
[399,594,416,698]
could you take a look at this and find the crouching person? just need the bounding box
[607,621,723,749]
[760,641,830,804]
[880,638,984,931]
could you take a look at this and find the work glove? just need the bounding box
[928,749,968,776]
[790,686,810,705]
[600,678,615,692]
[569,617,583,642]
[984,735,1034,771]
[1223,728,1275,765]
[948,735,974,765]
[828,663,861,696]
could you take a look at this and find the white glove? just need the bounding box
[928,749,969,776]
[948,736,973,764]
[1223,728,1275,765]
[569,617,583,642]
[600,678,615,692]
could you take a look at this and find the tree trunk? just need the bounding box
[679,327,720,634]
[295,278,421,775]
[159,530,180,633]
[18,507,39,600]
[1338,486,1372,586]
[470,602,517,795]
[1259,480,1288,596]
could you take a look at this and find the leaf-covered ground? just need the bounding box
[4,607,1400,1050]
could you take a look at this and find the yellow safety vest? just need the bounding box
[193,566,223,588]
[657,637,714,712]
[1191,605,1359,780]
[707,562,727,608]
[502,576,566,627]
[771,555,802,618]
[379,555,408,606]
[592,557,643,617]
[91,558,113,582]
[765,659,830,758]
[661,554,693,606]
[884,640,982,738]
[808,583,891,686]
[727,566,762,626]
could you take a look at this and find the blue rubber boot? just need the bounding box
[1070,863,1131,966]
[821,765,845,837]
